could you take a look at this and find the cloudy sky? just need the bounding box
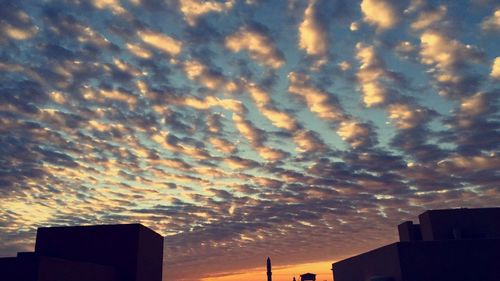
[0,0,499,280]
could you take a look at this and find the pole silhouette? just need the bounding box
[267,257,272,281]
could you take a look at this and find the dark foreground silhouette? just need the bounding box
[267,257,272,281]
[332,207,500,281]
[267,256,317,281]
[300,272,316,281]
[2,208,499,281]
[0,224,163,281]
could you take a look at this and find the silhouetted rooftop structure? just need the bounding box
[0,224,163,281]
[267,257,272,281]
[332,207,500,281]
[300,272,316,281]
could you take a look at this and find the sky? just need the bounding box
[0,0,499,280]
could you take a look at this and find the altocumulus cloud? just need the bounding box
[0,1,499,281]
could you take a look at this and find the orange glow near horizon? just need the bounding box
[201,260,336,281]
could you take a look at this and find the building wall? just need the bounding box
[34,224,162,281]
[37,256,117,281]
[1,224,163,281]
[135,225,164,281]
[419,208,500,241]
[0,257,38,281]
[332,243,402,281]
[397,221,421,242]
[1,254,117,281]
[333,239,500,281]
[398,239,500,281]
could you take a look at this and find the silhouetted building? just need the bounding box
[267,257,272,281]
[0,224,164,281]
[300,273,316,281]
[332,208,500,281]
